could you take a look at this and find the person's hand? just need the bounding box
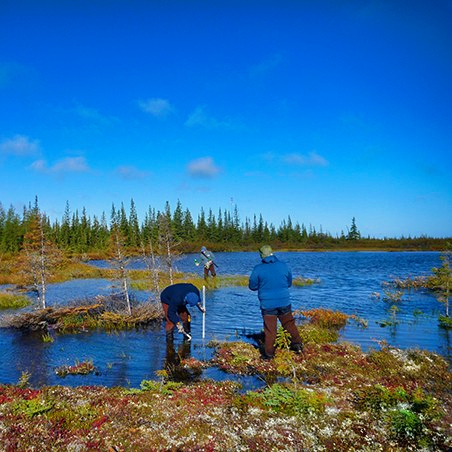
[176,323,185,334]
[197,303,206,313]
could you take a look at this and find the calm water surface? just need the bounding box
[1,251,450,388]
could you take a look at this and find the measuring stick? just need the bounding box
[202,285,206,339]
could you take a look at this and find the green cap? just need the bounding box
[259,245,273,259]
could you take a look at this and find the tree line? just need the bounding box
[0,198,448,255]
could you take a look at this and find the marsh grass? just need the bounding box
[2,254,318,289]
[438,315,452,328]
[0,292,31,310]
[41,332,54,343]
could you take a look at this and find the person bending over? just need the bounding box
[160,283,205,339]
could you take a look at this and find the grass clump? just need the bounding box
[55,360,96,377]
[0,292,31,310]
[438,315,452,329]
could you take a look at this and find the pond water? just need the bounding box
[0,251,450,389]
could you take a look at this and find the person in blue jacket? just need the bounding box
[249,245,303,359]
[160,283,205,339]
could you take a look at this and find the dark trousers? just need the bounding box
[162,303,191,335]
[204,262,216,278]
[262,305,302,357]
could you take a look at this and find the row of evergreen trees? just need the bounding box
[0,198,365,255]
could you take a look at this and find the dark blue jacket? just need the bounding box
[248,255,292,310]
[160,283,200,325]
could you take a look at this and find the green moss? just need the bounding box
[12,397,54,418]
[140,379,183,394]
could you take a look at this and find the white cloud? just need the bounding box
[187,157,221,178]
[0,135,40,156]
[185,106,231,129]
[282,151,328,167]
[249,53,283,78]
[139,98,175,117]
[30,159,47,171]
[73,103,118,126]
[260,151,276,162]
[31,156,90,174]
[0,62,30,88]
[115,165,150,180]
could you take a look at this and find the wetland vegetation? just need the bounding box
[0,198,451,450]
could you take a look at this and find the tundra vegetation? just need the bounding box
[0,199,451,449]
[0,309,450,450]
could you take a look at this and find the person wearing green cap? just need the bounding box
[249,245,303,360]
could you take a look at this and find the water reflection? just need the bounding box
[0,251,450,388]
[164,335,194,381]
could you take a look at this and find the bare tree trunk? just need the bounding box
[111,228,132,315]
[40,222,47,309]
[166,239,174,285]
[122,266,131,315]
[141,240,161,298]
[157,213,181,285]
[446,277,449,317]
[22,212,61,310]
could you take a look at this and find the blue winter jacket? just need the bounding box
[248,255,292,310]
[160,283,200,325]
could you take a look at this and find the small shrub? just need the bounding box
[300,308,349,330]
[354,384,406,411]
[275,326,292,350]
[273,349,297,377]
[389,409,423,442]
[55,360,95,377]
[17,371,31,388]
[354,384,441,423]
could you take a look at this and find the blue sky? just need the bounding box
[1,0,451,239]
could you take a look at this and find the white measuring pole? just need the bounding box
[202,285,206,339]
